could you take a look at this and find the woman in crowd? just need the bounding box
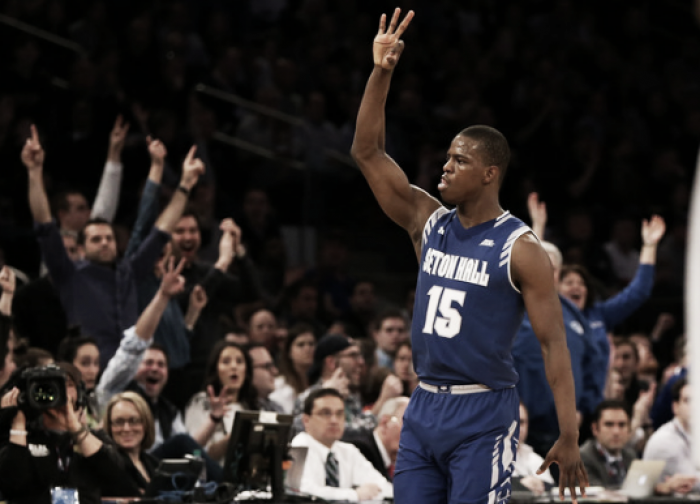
[270,322,316,413]
[392,340,418,396]
[57,333,101,426]
[184,341,257,463]
[100,391,159,497]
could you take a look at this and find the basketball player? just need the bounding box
[350,8,589,504]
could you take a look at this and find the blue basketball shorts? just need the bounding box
[394,385,520,504]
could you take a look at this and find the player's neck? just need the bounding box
[455,199,504,229]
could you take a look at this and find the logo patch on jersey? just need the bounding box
[569,320,585,335]
[479,239,495,247]
[422,248,490,286]
[438,226,445,235]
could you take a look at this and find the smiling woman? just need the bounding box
[183,341,258,464]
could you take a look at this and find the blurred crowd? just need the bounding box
[0,0,699,501]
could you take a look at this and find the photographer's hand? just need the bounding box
[2,388,27,446]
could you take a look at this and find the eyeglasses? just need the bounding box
[253,362,277,371]
[112,416,143,428]
[311,409,345,420]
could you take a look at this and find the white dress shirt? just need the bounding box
[513,443,554,484]
[291,432,393,501]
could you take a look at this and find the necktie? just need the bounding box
[609,459,626,487]
[326,452,340,487]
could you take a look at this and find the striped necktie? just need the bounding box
[326,452,340,487]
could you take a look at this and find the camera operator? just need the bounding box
[0,363,117,504]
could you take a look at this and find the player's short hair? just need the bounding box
[458,125,511,183]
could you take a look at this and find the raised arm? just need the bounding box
[0,266,15,316]
[511,233,588,501]
[526,192,547,239]
[21,125,51,224]
[155,145,204,233]
[350,9,440,251]
[91,115,129,222]
[640,214,665,265]
[123,137,167,258]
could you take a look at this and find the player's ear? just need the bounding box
[302,413,310,428]
[483,165,499,185]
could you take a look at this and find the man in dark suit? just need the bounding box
[579,399,637,489]
[343,396,409,480]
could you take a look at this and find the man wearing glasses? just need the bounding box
[291,388,394,501]
[290,334,402,438]
[247,343,284,412]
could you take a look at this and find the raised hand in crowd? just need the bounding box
[185,285,208,331]
[640,215,666,265]
[0,266,15,316]
[154,145,205,233]
[147,135,167,184]
[322,367,350,397]
[371,374,403,416]
[21,125,51,224]
[20,124,44,173]
[215,218,241,272]
[107,115,130,163]
[158,256,186,298]
[180,145,206,192]
[527,192,547,239]
[650,312,675,343]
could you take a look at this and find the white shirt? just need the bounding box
[184,391,243,464]
[373,431,391,469]
[270,376,296,414]
[291,432,393,501]
[512,443,554,484]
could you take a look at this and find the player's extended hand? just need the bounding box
[641,214,666,246]
[21,125,45,172]
[373,8,414,70]
[539,437,588,503]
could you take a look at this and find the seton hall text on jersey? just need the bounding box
[422,248,490,286]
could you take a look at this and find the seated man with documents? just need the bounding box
[290,388,393,501]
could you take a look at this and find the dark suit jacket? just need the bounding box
[342,430,391,480]
[579,439,637,488]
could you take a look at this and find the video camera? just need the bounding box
[16,364,68,412]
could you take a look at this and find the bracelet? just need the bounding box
[10,429,27,436]
[210,413,223,424]
[177,185,191,196]
[69,425,88,439]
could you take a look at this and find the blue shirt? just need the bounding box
[411,208,531,389]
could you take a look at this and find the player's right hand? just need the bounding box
[373,8,414,70]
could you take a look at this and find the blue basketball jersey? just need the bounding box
[411,208,532,389]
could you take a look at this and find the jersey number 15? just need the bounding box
[422,286,466,338]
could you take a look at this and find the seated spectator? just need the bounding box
[579,400,636,489]
[247,307,278,351]
[340,279,377,338]
[512,402,554,495]
[100,391,160,497]
[611,337,647,411]
[290,388,393,501]
[247,343,284,412]
[392,341,418,396]
[13,343,54,368]
[290,334,401,439]
[370,309,409,370]
[57,333,100,426]
[343,396,409,481]
[270,323,316,413]
[185,341,257,464]
[643,378,699,495]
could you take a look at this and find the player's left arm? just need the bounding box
[511,233,589,502]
